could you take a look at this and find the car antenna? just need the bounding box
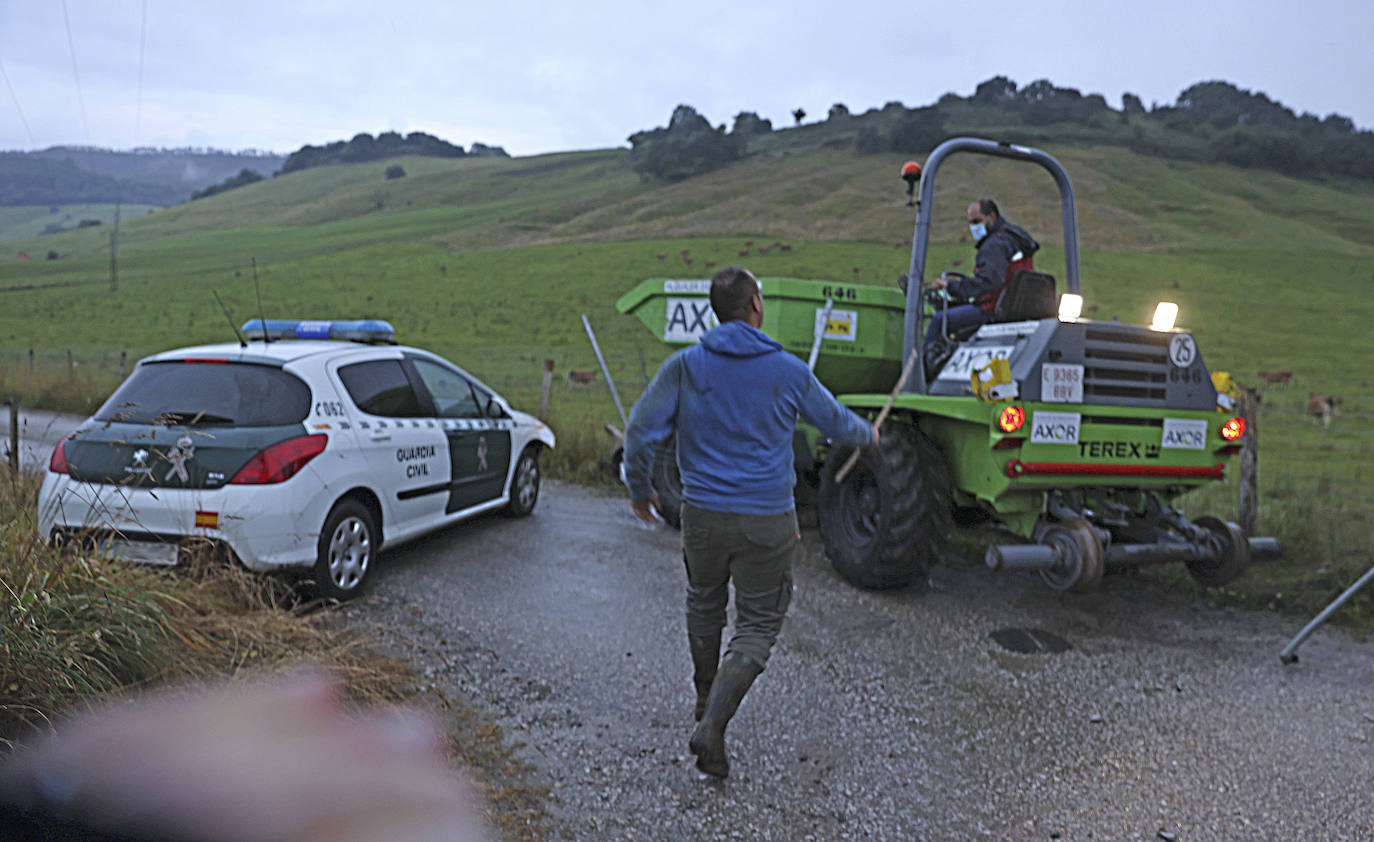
[251,256,270,344]
[212,289,248,348]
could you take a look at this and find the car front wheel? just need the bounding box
[503,445,542,517]
[312,499,377,600]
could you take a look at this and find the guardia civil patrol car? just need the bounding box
[38,319,556,599]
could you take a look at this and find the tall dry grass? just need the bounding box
[0,470,412,741]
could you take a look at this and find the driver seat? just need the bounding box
[991,270,1057,323]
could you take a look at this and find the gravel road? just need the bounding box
[343,480,1374,841]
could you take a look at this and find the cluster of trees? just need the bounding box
[627,106,744,181]
[938,77,1374,180]
[190,168,265,200]
[279,131,507,174]
[626,78,1374,184]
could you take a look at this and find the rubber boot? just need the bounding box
[688,652,762,778]
[688,632,721,722]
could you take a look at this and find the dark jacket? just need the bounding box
[623,321,872,515]
[948,216,1039,310]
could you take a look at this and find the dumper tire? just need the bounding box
[652,434,683,530]
[1187,516,1251,587]
[818,420,951,590]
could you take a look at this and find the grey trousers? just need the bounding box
[680,503,799,670]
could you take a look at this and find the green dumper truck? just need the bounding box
[618,137,1279,593]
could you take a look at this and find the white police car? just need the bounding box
[38,319,556,599]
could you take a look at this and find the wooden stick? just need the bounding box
[833,347,921,484]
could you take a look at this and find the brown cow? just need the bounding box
[567,369,598,387]
[1306,393,1339,428]
[1257,370,1293,390]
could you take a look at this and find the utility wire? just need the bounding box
[60,0,91,144]
[133,0,147,148]
[0,57,37,147]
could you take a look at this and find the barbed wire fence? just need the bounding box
[1245,374,1372,507]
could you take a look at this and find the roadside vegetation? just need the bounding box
[0,471,547,839]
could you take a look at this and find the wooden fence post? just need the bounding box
[119,350,127,379]
[539,359,554,421]
[1239,388,1259,536]
[27,349,34,371]
[66,349,74,380]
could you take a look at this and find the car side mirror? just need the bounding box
[485,397,507,419]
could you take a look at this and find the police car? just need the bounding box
[37,319,556,599]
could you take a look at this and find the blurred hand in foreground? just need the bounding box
[0,669,486,842]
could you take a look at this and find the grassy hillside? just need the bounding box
[0,204,160,243]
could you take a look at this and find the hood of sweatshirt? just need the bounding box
[698,321,780,358]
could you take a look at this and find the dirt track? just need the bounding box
[347,480,1374,842]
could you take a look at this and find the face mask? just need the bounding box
[969,221,987,241]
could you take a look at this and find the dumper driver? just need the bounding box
[623,265,877,779]
[924,197,1039,347]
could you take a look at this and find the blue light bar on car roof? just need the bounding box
[240,319,396,342]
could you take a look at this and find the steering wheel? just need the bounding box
[925,271,972,308]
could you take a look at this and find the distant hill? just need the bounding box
[1,147,286,206]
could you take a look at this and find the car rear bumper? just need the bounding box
[37,472,330,572]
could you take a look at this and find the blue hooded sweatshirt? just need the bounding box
[623,320,874,515]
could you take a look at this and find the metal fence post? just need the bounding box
[539,359,554,421]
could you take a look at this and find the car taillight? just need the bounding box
[1220,417,1245,441]
[229,435,327,485]
[48,439,68,474]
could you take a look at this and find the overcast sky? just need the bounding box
[0,0,1368,156]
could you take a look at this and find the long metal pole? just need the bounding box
[581,314,627,428]
[807,298,835,371]
[1279,563,1374,664]
[833,348,920,484]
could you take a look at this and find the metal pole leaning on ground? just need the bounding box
[581,314,628,428]
[1279,563,1374,664]
[833,347,921,484]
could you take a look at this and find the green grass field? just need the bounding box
[0,203,160,243]
[2,141,1370,626]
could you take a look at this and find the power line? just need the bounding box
[0,57,37,147]
[134,0,147,148]
[60,0,91,144]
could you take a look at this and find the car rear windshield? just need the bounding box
[94,362,311,427]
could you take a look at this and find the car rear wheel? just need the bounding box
[312,499,376,601]
[503,445,542,517]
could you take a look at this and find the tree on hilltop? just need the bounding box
[627,105,743,182]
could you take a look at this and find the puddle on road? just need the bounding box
[989,627,1073,654]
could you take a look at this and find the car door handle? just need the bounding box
[370,435,392,443]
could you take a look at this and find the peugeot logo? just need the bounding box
[132,449,149,467]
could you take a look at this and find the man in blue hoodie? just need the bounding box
[624,266,876,779]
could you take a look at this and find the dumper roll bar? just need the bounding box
[904,138,1082,393]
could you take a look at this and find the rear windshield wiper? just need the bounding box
[153,410,235,426]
